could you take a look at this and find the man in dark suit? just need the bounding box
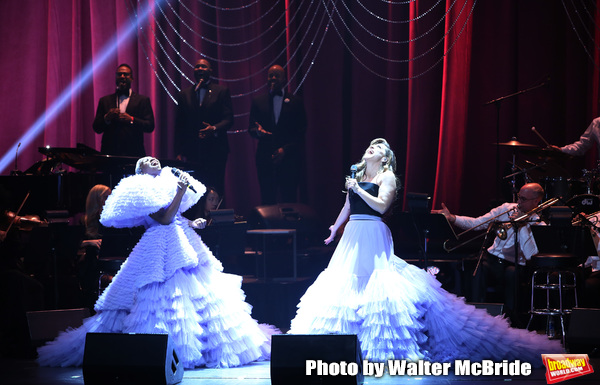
[249,65,307,204]
[92,64,155,157]
[175,58,233,197]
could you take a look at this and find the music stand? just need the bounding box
[197,210,247,267]
[406,192,431,214]
[208,209,235,224]
[409,213,458,269]
[531,226,596,261]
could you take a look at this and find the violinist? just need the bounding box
[186,186,220,222]
[0,190,45,358]
[1,187,47,244]
[1,211,45,268]
[432,183,545,327]
[1,203,48,276]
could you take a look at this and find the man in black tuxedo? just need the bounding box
[249,65,307,204]
[175,58,233,197]
[92,64,155,157]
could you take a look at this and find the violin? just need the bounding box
[2,210,48,232]
[1,191,47,235]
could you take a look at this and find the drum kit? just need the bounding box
[496,137,600,215]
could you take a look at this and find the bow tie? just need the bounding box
[116,88,130,97]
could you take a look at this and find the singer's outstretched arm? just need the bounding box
[324,194,351,245]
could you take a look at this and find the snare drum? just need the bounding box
[566,194,600,214]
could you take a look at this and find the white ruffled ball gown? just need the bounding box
[37,167,273,369]
[289,182,563,366]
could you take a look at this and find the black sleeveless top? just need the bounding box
[349,182,381,217]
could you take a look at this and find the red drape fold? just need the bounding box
[432,0,474,210]
[1,0,599,222]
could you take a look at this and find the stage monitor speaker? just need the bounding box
[250,203,324,248]
[83,333,184,385]
[566,308,600,353]
[250,204,320,232]
[468,302,504,317]
[271,334,363,385]
[26,308,90,343]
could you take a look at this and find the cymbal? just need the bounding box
[493,140,537,148]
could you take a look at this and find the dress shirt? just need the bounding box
[118,89,132,113]
[453,202,542,265]
[561,117,600,157]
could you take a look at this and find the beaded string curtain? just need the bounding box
[126,0,477,122]
[123,0,600,216]
[0,0,598,221]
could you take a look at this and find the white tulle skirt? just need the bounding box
[38,222,273,369]
[289,215,563,366]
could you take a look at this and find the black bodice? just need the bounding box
[349,182,381,217]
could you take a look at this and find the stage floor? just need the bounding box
[2,357,599,385]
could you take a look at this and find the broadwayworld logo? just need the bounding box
[542,354,594,384]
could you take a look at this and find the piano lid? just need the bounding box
[37,144,197,173]
[39,145,137,172]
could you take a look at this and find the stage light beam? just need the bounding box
[0,0,165,174]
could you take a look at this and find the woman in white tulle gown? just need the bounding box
[289,138,563,366]
[38,157,272,369]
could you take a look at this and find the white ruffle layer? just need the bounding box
[38,170,271,369]
[95,216,222,310]
[289,216,563,366]
[100,167,205,229]
[38,263,271,369]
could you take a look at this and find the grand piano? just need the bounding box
[0,145,194,309]
[0,144,191,217]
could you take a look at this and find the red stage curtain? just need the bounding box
[1,0,599,222]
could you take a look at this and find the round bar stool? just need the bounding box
[526,253,578,345]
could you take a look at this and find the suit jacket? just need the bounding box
[248,91,307,165]
[174,82,234,163]
[92,91,155,157]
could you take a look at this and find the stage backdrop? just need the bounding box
[1,0,599,227]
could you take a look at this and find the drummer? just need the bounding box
[551,117,600,157]
[433,183,545,327]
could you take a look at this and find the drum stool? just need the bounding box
[97,258,126,295]
[526,253,578,345]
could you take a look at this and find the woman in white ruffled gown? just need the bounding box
[38,157,272,369]
[289,138,563,366]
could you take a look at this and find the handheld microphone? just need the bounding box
[350,165,358,179]
[194,78,204,92]
[170,168,197,193]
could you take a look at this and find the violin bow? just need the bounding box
[5,191,30,233]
